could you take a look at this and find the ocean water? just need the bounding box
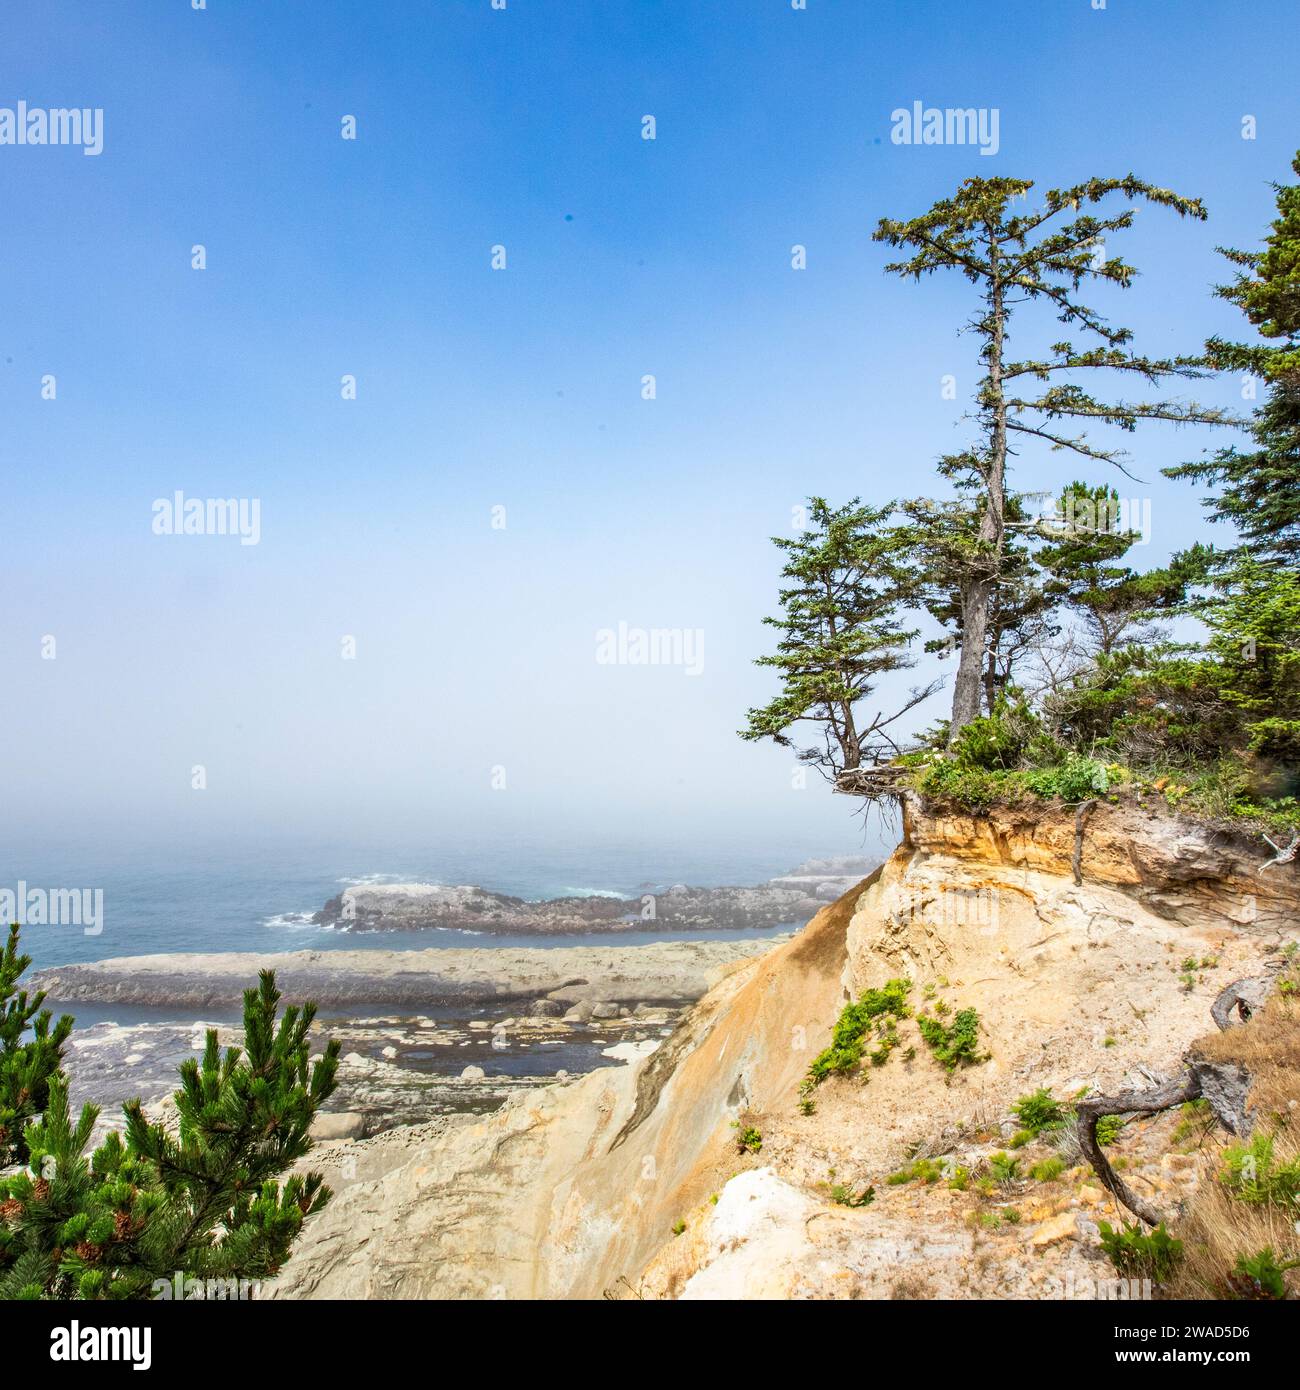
[3,822,881,973]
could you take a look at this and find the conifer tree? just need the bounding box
[740,497,935,779]
[1036,481,1210,657]
[1202,558,1300,769]
[874,176,1235,739]
[0,944,340,1299]
[1166,150,1300,562]
[0,924,73,1170]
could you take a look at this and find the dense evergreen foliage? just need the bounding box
[0,940,339,1299]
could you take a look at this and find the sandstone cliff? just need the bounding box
[271,797,1298,1300]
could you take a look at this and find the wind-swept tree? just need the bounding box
[740,497,935,780]
[874,176,1236,739]
[1166,151,1300,563]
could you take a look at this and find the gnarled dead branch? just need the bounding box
[1074,974,1267,1226]
[1075,1073,1199,1227]
[1211,975,1273,1031]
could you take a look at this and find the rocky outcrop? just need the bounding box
[269,798,1300,1300]
[311,857,879,935]
[32,937,776,1011]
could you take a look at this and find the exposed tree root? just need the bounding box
[1071,798,1097,887]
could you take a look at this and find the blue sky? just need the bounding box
[2,0,1297,861]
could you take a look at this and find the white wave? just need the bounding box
[263,911,319,930]
[555,886,626,899]
[334,872,413,886]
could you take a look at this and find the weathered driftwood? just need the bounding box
[1075,1073,1200,1228]
[1211,975,1273,1031]
[1259,828,1299,873]
[1073,978,1263,1227]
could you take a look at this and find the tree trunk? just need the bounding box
[983,645,1000,714]
[950,579,991,733]
[949,238,1009,744]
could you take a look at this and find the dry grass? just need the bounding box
[1168,964,1300,1299]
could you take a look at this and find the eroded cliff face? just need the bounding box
[271,798,1298,1301]
[899,791,1290,932]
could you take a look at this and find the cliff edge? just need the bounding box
[271,797,1298,1300]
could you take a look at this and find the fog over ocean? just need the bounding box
[3,819,885,972]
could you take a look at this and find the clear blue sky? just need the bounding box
[2,0,1296,859]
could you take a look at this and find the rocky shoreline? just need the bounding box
[31,936,784,1011]
[65,1000,683,1147]
[312,856,877,934]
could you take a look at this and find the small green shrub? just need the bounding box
[1024,752,1110,801]
[1219,1135,1300,1208]
[1030,1156,1066,1183]
[887,1157,944,1186]
[916,1007,985,1071]
[1228,1248,1299,1300]
[732,1124,762,1154]
[806,978,913,1086]
[987,1152,1020,1187]
[1096,1114,1125,1147]
[1012,1088,1069,1136]
[1098,1220,1183,1283]
[830,1184,874,1208]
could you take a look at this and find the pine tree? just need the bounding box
[740,497,935,779]
[1166,150,1300,562]
[0,924,73,1170]
[0,943,340,1299]
[1036,481,1210,657]
[1203,557,1300,771]
[874,176,1235,740]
